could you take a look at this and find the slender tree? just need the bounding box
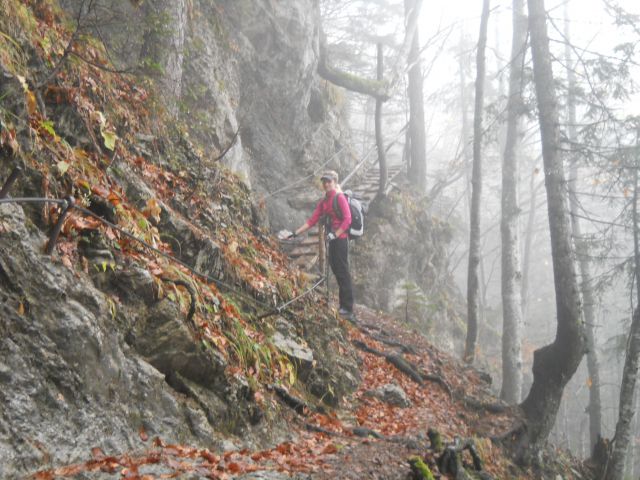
[464,0,490,364]
[404,0,427,191]
[520,0,585,450]
[521,166,541,323]
[563,3,603,452]
[500,0,527,404]
[375,43,388,196]
[606,136,640,480]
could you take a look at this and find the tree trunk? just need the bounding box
[404,0,427,192]
[375,44,387,198]
[500,0,527,404]
[606,307,640,480]
[520,0,585,450]
[563,3,603,453]
[631,391,640,479]
[464,0,490,364]
[605,154,640,480]
[140,0,187,116]
[521,167,540,322]
[459,34,472,226]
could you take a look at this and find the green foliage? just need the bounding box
[225,316,293,384]
[140,56,164,75]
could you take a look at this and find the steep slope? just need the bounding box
[0,2,595,480]
[0,1,358,476]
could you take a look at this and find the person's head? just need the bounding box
[320,170,339,192]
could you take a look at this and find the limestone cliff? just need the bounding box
[0,1,358,476]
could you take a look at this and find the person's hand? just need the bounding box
[326,232,336,242]
[287,232,297,239]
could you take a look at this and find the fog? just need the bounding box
[322,0,640,471]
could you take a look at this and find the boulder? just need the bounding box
[133,299,227,389]
[364,384,412,408]
[271,331,314,368]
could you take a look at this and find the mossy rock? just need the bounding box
[408,456,435,480]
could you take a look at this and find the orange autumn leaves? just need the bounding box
[34,435,342,479]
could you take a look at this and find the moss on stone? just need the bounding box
[428,428,444,453]
[408,456,435,480]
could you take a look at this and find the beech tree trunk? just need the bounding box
[458,34,472,226]
[500,0,527,404]
[464,0,490,364]
[563,4,602,452]
[521,167,539,326]
[404,0,427,191]
[605,159,640,480]
[631,391,640,479]
[520,0,585,450]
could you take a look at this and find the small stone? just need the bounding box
[364,383,412,408]
[272,331,314,366]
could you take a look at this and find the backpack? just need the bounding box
[332,191,364,239]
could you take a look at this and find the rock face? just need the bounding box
[219,0,355,229]
[351,192,465,351]
[61,0,355,231]
[0,1,362,476]
[0,204,219,478]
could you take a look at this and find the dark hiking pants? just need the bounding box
[328,237,353,312]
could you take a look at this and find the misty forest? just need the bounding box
[1,0,640,479]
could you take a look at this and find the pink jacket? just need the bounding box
[306,189,351,239]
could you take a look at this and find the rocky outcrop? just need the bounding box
[61,0,354,231]
[0,203,222,478]
[0,1,365,475]
[0,162,359,477]
[351,191,465,351]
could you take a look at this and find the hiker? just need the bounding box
[291,170,354,318]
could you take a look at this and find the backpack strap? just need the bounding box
[332,193,344,220]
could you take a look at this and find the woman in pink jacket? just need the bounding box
[292,170,354,318]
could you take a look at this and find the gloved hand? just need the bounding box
[326,232,336,242]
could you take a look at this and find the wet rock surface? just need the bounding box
[0,204,221,478]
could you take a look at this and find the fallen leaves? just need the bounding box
[33,435,339,479]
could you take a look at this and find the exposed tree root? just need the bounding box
[437,438,494,480]
[351,339,384,356]
[351,340,424,385]
[271,385,309,416]
[463,396,509,414]
[386,353,424,385]
[490,419,526,444]
[352,427,384,439]
[421,372,453,399]
[304,422,339,436]
[372,334,418,355]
